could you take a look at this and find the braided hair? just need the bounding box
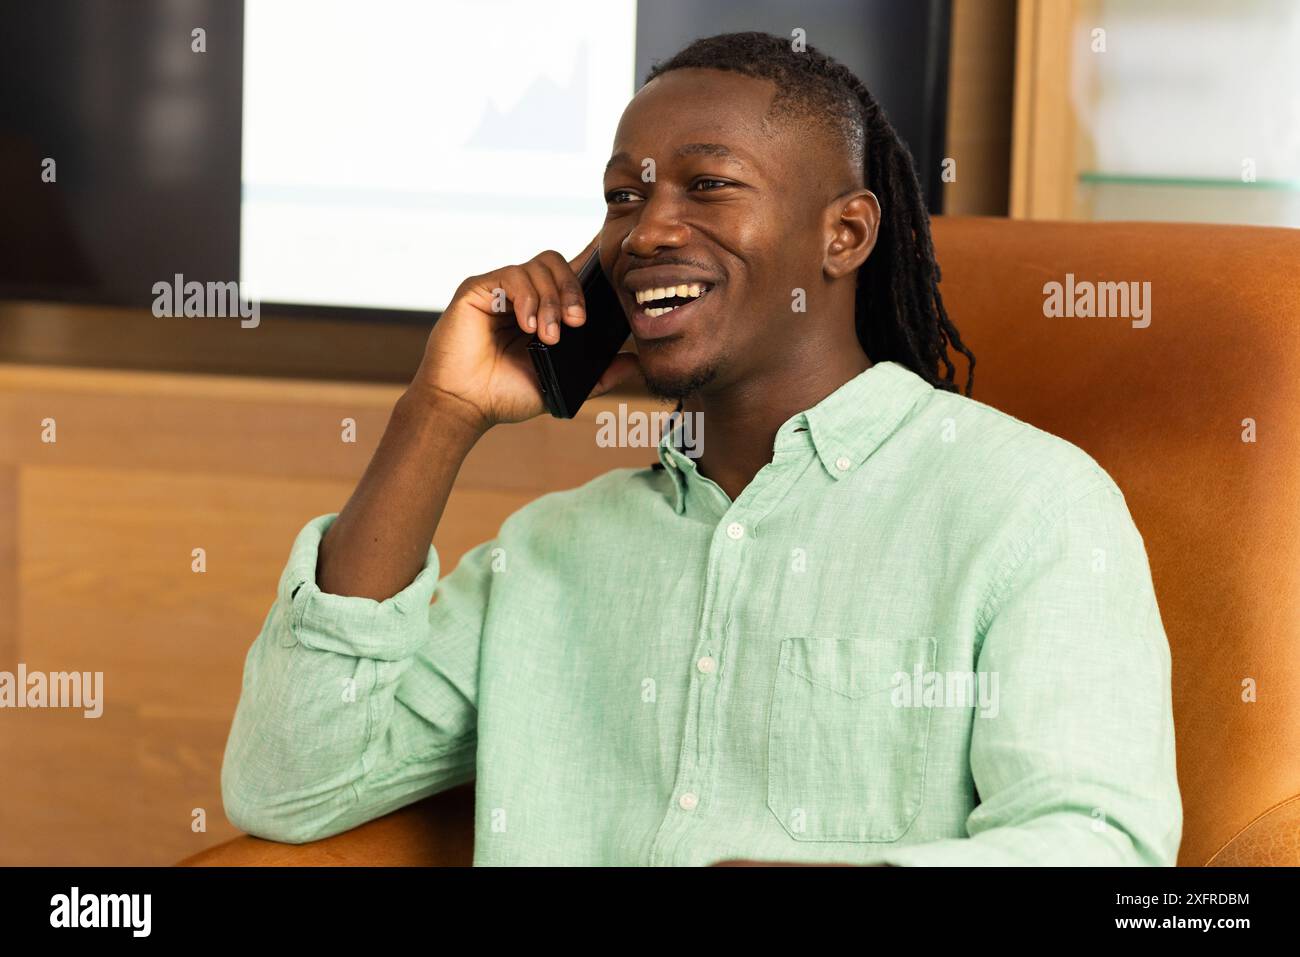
[645,31,975,398]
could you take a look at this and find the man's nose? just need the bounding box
[623,195,691,259]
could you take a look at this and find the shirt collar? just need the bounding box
[654,361,934,513]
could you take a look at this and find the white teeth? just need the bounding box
[634,283,712,304]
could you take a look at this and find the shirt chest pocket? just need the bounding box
[766,635,936,843]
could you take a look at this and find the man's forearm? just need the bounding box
[317,386,487,601]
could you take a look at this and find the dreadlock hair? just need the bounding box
[644,31,975,398]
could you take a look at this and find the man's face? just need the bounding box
[601,68,847,400]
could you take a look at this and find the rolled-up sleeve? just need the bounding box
[220,512,491,844]
[870,480,1183,866]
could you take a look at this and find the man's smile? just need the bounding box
[626,280,719,341]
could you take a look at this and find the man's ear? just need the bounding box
[823,189,880,279]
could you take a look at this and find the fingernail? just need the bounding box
[565,306,584,322]
[526,315,537,331]
[547,322,558,338]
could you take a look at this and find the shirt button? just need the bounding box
[697,655,716,674]
[835,455,852,472]
[678,792,699,811]
[726,522,745,540]
[665,457,677,469]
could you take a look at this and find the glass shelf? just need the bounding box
[1078,172,1300,192]
[1075,172,1300,227]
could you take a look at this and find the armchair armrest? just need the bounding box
[176,782,475,866]
[1205,794,1300,866]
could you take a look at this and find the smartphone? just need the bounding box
[527,246,630,418]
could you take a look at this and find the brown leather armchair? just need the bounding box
[180,217,1300,867]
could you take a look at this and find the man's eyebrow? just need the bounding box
[674,142,744,163]
[604,143,750,173]
[605,151,633,173]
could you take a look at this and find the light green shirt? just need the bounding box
[221,360,1182,865]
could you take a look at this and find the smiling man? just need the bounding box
[221,32,1182,866]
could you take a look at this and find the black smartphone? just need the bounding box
[527,246,630,418]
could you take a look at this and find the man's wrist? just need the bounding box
[396,383,490,450]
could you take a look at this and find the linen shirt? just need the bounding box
[220,360,1183,865]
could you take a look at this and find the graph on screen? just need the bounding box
[241,0,637,312]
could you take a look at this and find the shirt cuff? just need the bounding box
[275,513,441,661]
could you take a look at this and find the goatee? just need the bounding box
[641,362,720,402]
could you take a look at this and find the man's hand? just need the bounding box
[409,233,641,432]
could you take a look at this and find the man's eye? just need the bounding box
[692,178,731,191]
[605,189,640,204]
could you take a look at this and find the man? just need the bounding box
[221,32,1182,865]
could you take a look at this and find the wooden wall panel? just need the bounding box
[943,0,1016,216]
[0,362,675,864]
[0,466,15,669]
[1010,0,1081,219]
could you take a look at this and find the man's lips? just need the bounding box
[621,266,718,295]
[621,266,721,341]
[627,283,717,341]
